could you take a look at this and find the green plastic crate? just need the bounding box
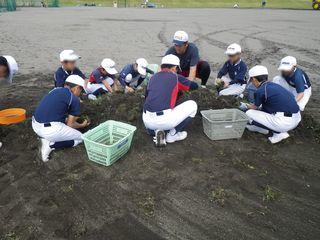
[201,109,248,141]
[82,120,136,166]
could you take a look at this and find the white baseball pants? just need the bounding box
[273,76,312,111]
[219,75,246,96]
[32,117,83,146]
[246,109,301,133]
[86,78,114,94]
[142,100,198,131]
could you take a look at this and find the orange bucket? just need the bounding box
[0,108,26,125]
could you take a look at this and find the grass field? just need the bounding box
[59,0,312,9]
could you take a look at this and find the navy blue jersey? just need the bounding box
[54,66,85,88]
[283,68,311,93]
[34,88,81,123]
[89,68,114,84]
[217,59,247,85]
[144,70,196,112]
[119,64,154,87]
[254,82,299,114]
[166,43,200,71]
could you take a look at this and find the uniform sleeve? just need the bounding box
[54,69,65,88]
[217,62,228,79]
[254,89,264,107]
[230,63,247,85]
[177,74,191,91]
[295,72,306,93]
[91,70,103,84]
[75,68,86,79]
[165,47,175,56]
[189,46,200,67]
[68,95,81,117]
[119,65,131,87]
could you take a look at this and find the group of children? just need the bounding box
[0,30,312,162]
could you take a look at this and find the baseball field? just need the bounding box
[1,6,320,240]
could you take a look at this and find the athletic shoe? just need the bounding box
[40,138,53,162]
[153,130,166,147]
[268,132,290,144]
[0,142,2,149]
[246,124,269,135]
[201,85,207,89]
[88,94,97,100]
[166,131,188,143]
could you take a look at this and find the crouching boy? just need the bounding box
[245,65,301,144]
[32,75,90,162]
[54,50,86,88]
[86,58,118,100]
[142,54,198,146]
[119,58,153,93]
[0,56,18,149]
[217,43,247,96]
[273,56,312,111]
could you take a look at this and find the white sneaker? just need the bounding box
[0,142,2,149]
[40,138,53,162]
[268,132,290,144]
[246,124,269,135]
[166,131,188,143]
[201,85,207,89]
[88,94,97,100]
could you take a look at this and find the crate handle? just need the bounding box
[225,125,233,128]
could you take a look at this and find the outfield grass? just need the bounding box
[60,0,312,9]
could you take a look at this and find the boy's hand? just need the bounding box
[81,120,90,128]
[126,86,134,93]
[223,81,229,88]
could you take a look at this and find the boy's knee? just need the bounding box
[187,100,198,117]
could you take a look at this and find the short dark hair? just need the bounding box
[161,64,176,69]
[254,75,268,83]
[0,56,9,68]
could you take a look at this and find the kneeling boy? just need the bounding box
[32,75,90,162]
[273,56,311,111]
[86,58,118,99]
[245,65,301,144]
[54,50,86,88]
[143,54,198,146]
[217,43,247,96]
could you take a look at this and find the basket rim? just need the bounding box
[200,108,248,123]
[82,120,137,148]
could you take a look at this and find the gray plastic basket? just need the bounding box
[200,109,249,140]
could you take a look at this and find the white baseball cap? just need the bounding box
[278,56,297,71]
[101,58,118,75]
[249,65,269,78]
[60,50,80,62]
[161,54,180,66]
[136,58,148,76]
[3,56,18,84]
[65,75,85,88]
[173,31,189,46]
[225,43,242,55]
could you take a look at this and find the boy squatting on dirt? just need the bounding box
[54,50,86,88]
[86,58,118,100]
[165,31,211,88]
[273,56,312,112]
[0,56,18,149]
[32,75,90,162]
[216,43,248,96]
[244,65,302,144]
[142,54,199,146]
[119,58,154,93]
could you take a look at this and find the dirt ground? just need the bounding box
[1,7,320,240]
